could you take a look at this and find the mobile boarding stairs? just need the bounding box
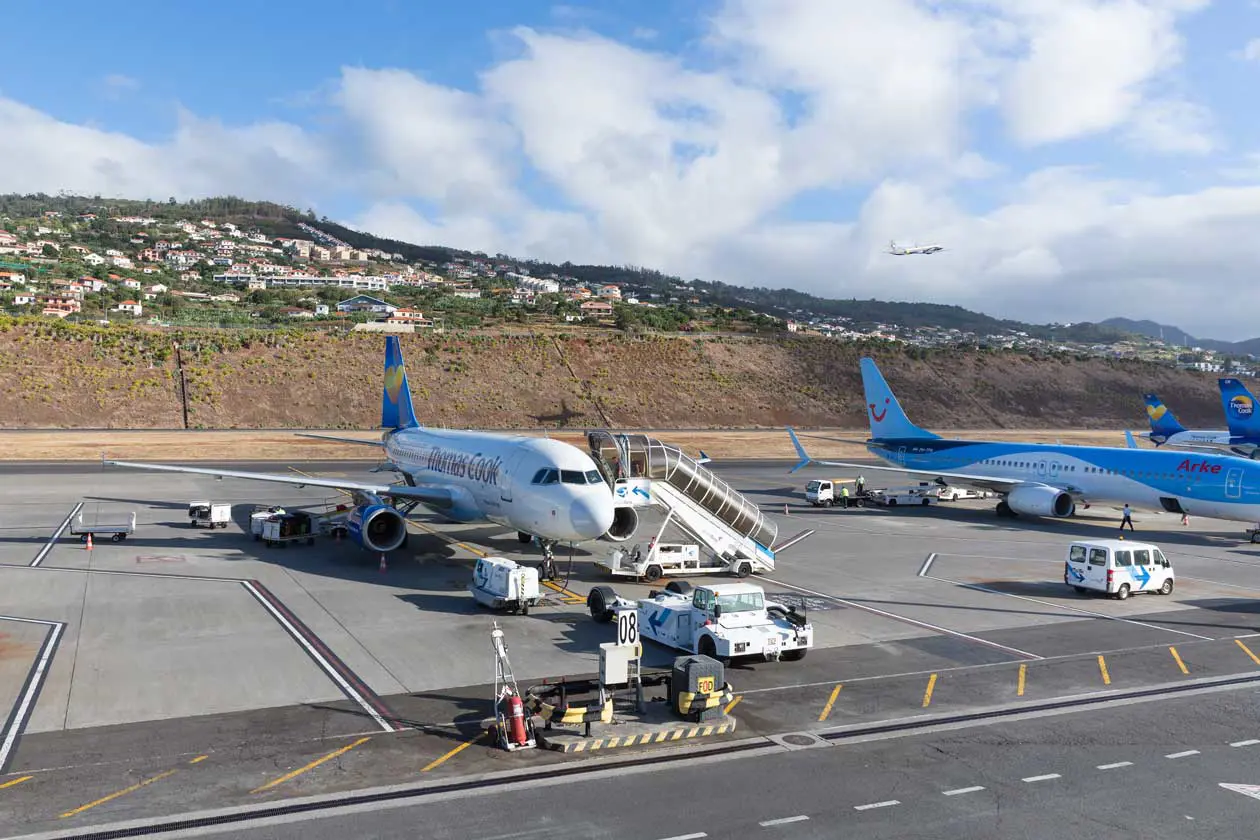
[588,432,790,580]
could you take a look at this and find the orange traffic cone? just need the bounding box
[85,533,93,551]
[378,554,388,573]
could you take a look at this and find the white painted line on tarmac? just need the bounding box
[761,577,1042,660]
[658,834,707,840]
[1097,761,1133,770]
[1022,774,1061,783]
[1165,750,1200,759]
[240,582,394,733]
[917,553,937,577]
[30,502,83,567]
[0,616,66,773]
[1230,739,1260,748]
[942,786,985,796]
[930,575,1215,641]
[760,815,810,827]
[854,800,900,811]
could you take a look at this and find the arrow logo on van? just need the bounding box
[1133,565,1151,587]
[1066,564,1085,583]
[648,608,672,632]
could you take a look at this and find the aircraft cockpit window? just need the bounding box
[560,470,587,484]
[584,470,603,484]
[532,469,548,484]
[538,469,560,484]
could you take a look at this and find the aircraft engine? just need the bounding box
[1006,485,1075,518]
[601,505,640,542]
[347,503,408,553]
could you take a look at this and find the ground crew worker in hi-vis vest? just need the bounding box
[840,484,850,509]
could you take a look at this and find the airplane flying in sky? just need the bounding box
[1138,385,1260,459]
[108,337,627,564]
[888,240,944,255]
[788,357,1260,528]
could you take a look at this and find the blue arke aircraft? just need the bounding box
[788,358,1260,527]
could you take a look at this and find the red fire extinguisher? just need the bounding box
[506,693,528,747]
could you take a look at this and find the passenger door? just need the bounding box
[1227,467,1243,500]
[1086,547,1110,589]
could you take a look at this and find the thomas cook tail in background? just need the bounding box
[1143,394,1185,443]
[381,336,419,430]
[1220,378,1260,438]
[859,357,940,440]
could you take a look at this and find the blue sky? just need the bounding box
[2,1,1260,338]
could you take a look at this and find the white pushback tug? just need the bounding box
[587,580,812,664]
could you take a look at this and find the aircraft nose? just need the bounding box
[570,494,614,541]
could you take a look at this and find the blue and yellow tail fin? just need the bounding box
[381,336,419,430]
[1142,394,1184,442]
[1220,378,1260,438]
[859,357,939,440]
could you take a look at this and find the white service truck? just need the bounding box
[587,580,812,663]
[469,556,542,614]
[188,501,231,529]
[868,486,939,507]
[598,541,768,581]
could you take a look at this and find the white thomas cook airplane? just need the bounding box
[107,337,631,567]
[888,240,944,255]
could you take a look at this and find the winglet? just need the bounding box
[696,450,712,465]
[1124,429,1137,449]
[786,427,814,474]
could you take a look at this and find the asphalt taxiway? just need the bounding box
[4,458,1260,837]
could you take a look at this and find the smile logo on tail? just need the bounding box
[1146,404,1166,421]
[1231,395,1254,418]
[870,398,890,423]
[384,364,405,403]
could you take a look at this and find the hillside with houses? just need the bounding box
[0,195,1252,382]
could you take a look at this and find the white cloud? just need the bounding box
[101,74,140,100]
[996,0,1207,146]
[1237,37,1260,62]
[1,0,1257,339]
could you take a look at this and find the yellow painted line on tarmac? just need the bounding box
[1098,655,1111,686]
[819,684,842,722]
[724,695,742,715]
[406,517,489,559]
[251,737,371,794]
[0,776,32,790]
[421,732,486,773]
[188,755,208,765]
[1169,647,1189,675]
[1237,639,1260,666]
[922,673,937,708]
[60,770,178,819]
[542,579,585,603]
[1017,663,1027,697]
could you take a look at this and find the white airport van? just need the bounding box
[1064,539,1174,600]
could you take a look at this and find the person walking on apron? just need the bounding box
[1120,503,1134,532]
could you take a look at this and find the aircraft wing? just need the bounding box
[786,427,1039,495]
[791,457,1029,495]
[294,433,384,447]
[104,460,454,509]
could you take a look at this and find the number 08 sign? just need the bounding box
[616,609,639,647]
